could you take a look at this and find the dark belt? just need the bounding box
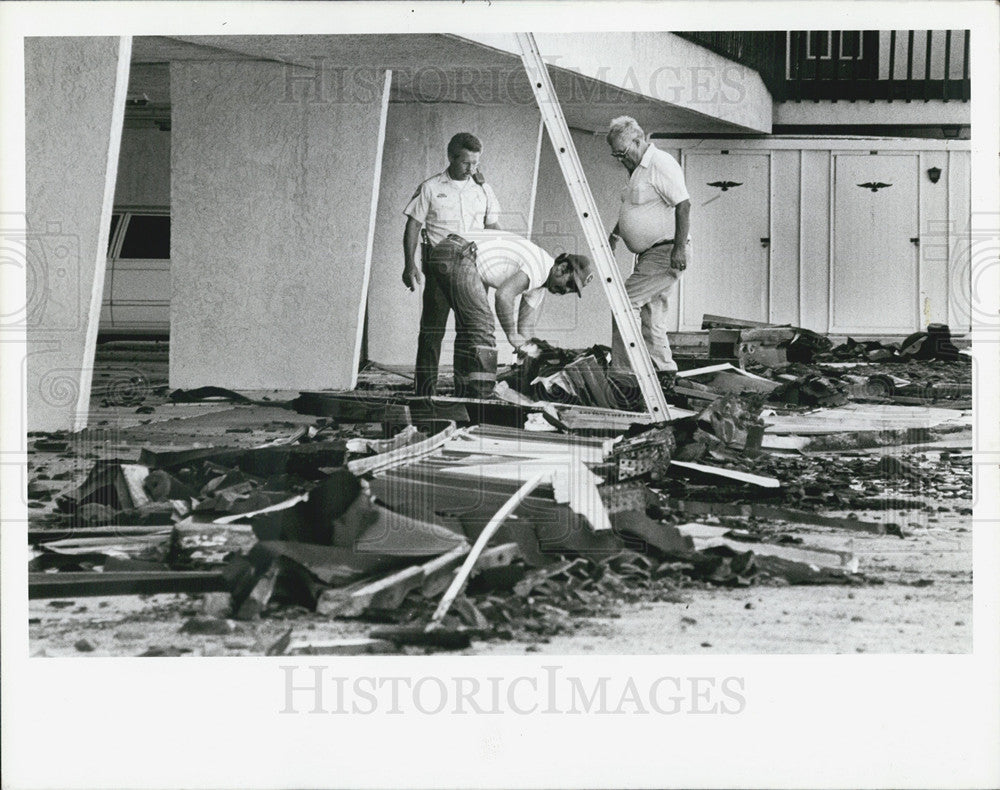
[642,239,674,254]
[443,233,478,260]
[423,233,477,271]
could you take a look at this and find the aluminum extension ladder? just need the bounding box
[514,32,671,421]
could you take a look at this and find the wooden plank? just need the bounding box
[421,542,521,598]
[762,404,966,435]
[34,534,170,555]
[29,571,229,599]
[674,522,854,570]
[701,314,772,330]
[418,544,472,597]
[555,408,657,432]
[428,472,547,628]
[347,421,458,475]
[447,428,609,465]
[29,525,174,544]
[663,498,889,535]
[668,460,781,488]
[700,371,779,396]
[138,446,244,470]
[316,565,425,617]
[469,423,612,450]
[672,384,720,403]
[677,362,772,381]
[316,544,469,618]
[286,638,398,656]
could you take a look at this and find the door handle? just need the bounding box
[910,237,920,245]
[760,237,770,247]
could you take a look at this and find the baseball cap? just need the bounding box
[559,253,595,298]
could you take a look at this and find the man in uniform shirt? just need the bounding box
[403,132,501,395]
[425,229,594,398]
[605,116,692,383]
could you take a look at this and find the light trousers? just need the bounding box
[610,240,690,374]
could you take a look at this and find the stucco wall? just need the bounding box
[25,37,128,431]
[115,127,170,207]
[169,61,388,390]
[365,101,541,367]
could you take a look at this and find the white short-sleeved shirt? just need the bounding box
[404,171,500,247]
[460,229,553,310]
[617,145,690,254]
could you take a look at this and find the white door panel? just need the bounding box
[832,154,919,333]
[681,153,770,329]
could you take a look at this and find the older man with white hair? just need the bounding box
[606,116,691,383]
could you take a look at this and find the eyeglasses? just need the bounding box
[611,138,639,159]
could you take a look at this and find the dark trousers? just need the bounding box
[414,251,452,396]
[418,235,497,399]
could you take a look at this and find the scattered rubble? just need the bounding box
[25,320,971,654]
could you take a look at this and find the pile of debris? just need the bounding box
[27,316,970,653]
[30,422,881,653]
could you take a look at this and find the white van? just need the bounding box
[100,207,170,337]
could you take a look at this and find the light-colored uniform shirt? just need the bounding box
[404,171,500,247]
[460,229,552,310]
[617,145,690,254]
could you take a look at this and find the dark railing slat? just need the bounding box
[924,31,933,101]
[963,29,970,101]
[794,31,803,102]
[888,30,897,102]
[673,29,969,105]
[943,30,951,102]
[830,31,841,102]
[812,31,822,100]
[906,30,915,102]
[850,31,861,102]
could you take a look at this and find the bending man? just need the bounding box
[606,116,691,382]
[427,229,594,398]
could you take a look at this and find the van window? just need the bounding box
[119,214,170,259]
[107,213,121,255]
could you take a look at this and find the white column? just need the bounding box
[24,36,131,432]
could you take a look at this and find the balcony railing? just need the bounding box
[676,30,970,103]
